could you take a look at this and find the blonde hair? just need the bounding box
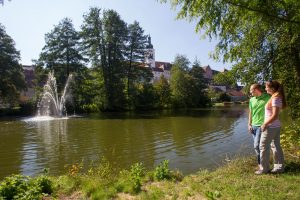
[250,83,262,92]
[266,80,287,109]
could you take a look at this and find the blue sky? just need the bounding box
[0,0,230,71]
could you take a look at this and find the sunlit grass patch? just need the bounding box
[1,156,299,199]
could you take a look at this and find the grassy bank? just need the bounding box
[1,156,299,200]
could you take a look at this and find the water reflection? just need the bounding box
[20,120,68,176]
[0,106,256,179]
[0,120,24,177]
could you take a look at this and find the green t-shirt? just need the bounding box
[249,93,271,126]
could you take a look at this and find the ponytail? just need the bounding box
[278,84,287,109]
[266,80,287,109]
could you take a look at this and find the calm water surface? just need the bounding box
[0,105,253,179]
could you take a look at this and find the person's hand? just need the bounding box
[248,125,253,134]
[261,124,267,132]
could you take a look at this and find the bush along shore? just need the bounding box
[0,156,300,200]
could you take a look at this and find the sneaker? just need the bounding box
[255,170,269,175]
[271,168,284,174]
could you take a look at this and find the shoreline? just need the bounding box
[1,155,299,199]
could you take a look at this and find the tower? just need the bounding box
[145,35,155,68]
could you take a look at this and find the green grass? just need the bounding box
[1,156,299,199]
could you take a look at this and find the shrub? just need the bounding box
[81,103,99,113]
[87,157,113,180]
[115,163,146,194]
[19,100,36,116]
[0,175,30,199]
[33,175,53,194]
[130,163,146,193]
[154,160,171,181]
[0,174,54,200]
[281,120,300,158]
[218,92,231,102]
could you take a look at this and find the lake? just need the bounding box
[0,105,253,179]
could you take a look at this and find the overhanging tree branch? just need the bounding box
[223,0,300,25]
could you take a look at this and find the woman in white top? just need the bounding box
[255,80,287,175]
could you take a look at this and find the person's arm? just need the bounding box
[261,105,280,132]
[248,109,253,133]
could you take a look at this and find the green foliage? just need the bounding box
[80,104,99,113]
[0,174,53,200]
[126,21,149,106]
[0,23,26,105]
[213,71,236,88]
[38,18,86,92]
[30,8,214,112]
[5,157,300,199]
[116,162,146,194]
[207,87,220,103]
[134,83,158,110]
[205,190,221,200]
[170,55,191,108]
[81,8,128,111]
[33,175,53,194]
[139,187,165,200]
[76,69,105,112]
[19,100,36,116]
[162,0,300,117]
[188,64,209,107]
[154,75,172,108]
[54,175,79,195]
[282,119,300,158]
[170,55,209,108]
[0,175,29,199]
[219,92,231,102]
[154,160,171,181]
[80,178,117,200]
[130,163,146,193]
[275,65,300,118]
[89,186,117,200]
[35,17,88,115]
[87,157,114,179]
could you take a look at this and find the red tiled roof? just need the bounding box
[155,61,172,71]
[227,90,246,97]
[202,65,211,71]
[152,67,164,72]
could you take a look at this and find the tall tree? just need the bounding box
[154,75,172,108]
[126,21,148,106]
[0,24,26,105]
[162,0,300,117]
[103,9,128,110]
[134,83,158,110]
[80,7,107,109]
[170,55,190,107]
[38,17,85,91]
[80,7,103,68]
[189,59,209,107]
[213,70,237,88]
[81,8,128,111]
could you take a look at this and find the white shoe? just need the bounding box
[271,168,284,174]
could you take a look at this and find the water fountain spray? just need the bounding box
[37,71,73,117]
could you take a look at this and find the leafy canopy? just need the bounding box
[0,24,26,104]
[162,0,300,116]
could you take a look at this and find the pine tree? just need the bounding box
[38,18,85,91]
[81,8,128,110]
[126,21,150,108]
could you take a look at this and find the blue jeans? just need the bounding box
[251,125,262,164]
